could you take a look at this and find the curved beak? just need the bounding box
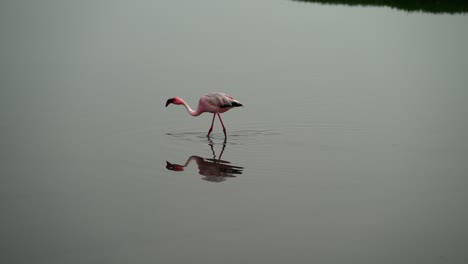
[165,98,174,107]
[166,161,184,171]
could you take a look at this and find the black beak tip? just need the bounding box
[165,98,174,107]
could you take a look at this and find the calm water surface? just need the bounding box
[1,1,467,263]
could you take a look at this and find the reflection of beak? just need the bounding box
[165,98,174,107]
[166,161,184,171]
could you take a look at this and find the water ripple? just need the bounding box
[165,129,280,145]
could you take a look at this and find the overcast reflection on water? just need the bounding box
[166,139,244,182]
[1,0,467,263]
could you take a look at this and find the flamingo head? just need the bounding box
[165,97,183,107]
[166,161,185,171]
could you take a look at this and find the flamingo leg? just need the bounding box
[218,142,226,160]
[209,141,216,158]
[207,113,216,137]
[217,113,227,138]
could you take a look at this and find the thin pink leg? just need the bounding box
[207,113,216,137]
[217,113,227,138]
[218,143,226,159]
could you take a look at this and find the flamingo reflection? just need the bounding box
[166,142,243,182]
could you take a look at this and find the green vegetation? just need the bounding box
[291,0,468,14]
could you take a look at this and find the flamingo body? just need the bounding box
[165,92,243,137]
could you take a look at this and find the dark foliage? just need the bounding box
[291,0,468,14]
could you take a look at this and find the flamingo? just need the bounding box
[166,158,243,182]
[166,142,243,182]
[165,92,243,137]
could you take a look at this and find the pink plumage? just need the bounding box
[165,92,243,137]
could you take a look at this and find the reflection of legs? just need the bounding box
[217,113,227,138]
[207,113,216,137]
[209,142,216,159]
[208,142,226,160]
[219,143,226,160]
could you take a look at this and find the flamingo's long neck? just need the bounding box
[188,156,204,166]
[178,156,203,168]
[181,99,202,116]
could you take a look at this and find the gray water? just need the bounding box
[1,1,468,263]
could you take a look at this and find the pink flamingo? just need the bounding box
[165,92,243,137]
[166,142,243,182]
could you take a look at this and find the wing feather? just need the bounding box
[201,92,242,109]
